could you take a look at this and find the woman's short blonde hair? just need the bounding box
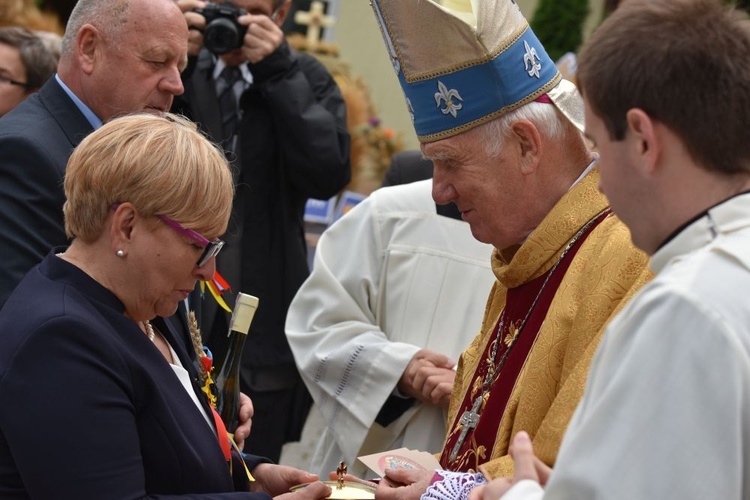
[64,113,234,242]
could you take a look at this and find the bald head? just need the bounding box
[58,0,187,122]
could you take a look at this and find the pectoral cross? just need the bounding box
[449,395,482,462]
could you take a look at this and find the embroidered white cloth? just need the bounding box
[422,470,487,500]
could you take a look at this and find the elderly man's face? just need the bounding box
[425,127,531,250]
[88,0,188,122]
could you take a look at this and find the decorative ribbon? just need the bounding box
[201,271,232,313]
[210,407,232,462]
[229,433,256,483]
[199,347,217,407]
[208,407,255,481]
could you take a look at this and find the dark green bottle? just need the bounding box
[214,293,259,433]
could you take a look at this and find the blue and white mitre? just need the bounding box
[370,0,584,142]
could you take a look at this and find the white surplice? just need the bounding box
[503,193,750,500]
[286,180,495,477]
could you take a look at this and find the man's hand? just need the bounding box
[468,431,550,500]
[233,391,254,450]
[375,468,434,500]
[509,431,551,487]
[175,0,207,56]
[251,463,327,498]
[398,350,455,407]
[238,13,286,64]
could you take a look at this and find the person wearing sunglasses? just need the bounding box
[0,26,57,117]
[0,113,331,499]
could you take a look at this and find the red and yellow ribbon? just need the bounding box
[201,271,233,313]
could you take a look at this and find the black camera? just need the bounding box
[194,2,248,55]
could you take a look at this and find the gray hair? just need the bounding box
[61,0,130,59]
[478,102,574,158]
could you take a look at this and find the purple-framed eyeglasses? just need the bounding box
[112,203,224,267]
[155,215,225,268]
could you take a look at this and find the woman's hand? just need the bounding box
[274,481,331,500]
[374,468,434,500]
[233,391,254,450]
[251,463,325,497]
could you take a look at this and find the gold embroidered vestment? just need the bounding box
[442,169,653,478]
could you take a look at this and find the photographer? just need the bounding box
[172,0,351,463]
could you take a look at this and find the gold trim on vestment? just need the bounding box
[445,168,653,478]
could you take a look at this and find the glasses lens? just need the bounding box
[197,239,225,267]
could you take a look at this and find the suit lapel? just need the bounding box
[39,78,94,147]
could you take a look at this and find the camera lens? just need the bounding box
[204,18,241,55]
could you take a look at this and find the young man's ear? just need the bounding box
[626,108,659,173]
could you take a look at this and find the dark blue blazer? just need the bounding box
[0,252,271,498]
[0,77,92,309]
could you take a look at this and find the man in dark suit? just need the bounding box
[0,2,221,431]
[0,0,327,476]
[0,0,259,446]
[0,0,187,309]
[173,0,350,462]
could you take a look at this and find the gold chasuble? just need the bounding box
[440,168,653,478]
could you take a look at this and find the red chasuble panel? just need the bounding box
[440,210,611,472]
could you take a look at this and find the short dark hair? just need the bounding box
[0,26,57,90]
[578,0,750,175]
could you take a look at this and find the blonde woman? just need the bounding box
[0,113,330,499]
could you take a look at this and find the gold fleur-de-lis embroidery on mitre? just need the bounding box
[523,40,541,78]
[434,80,463,118]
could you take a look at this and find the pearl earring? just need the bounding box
[116,249,125,257]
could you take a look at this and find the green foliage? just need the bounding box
[531,0,590,62]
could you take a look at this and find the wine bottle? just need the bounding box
[213,293,259,433]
